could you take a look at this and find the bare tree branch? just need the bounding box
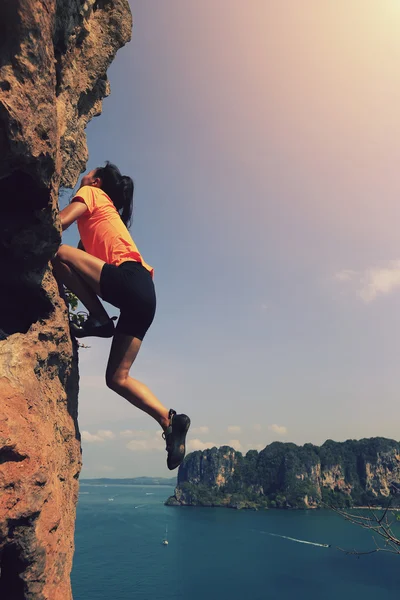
[325,481,400,556]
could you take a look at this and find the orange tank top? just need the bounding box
[72,185,153,276]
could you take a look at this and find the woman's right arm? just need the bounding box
[59,201,87,230]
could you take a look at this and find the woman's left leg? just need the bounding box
[105,331,191,470]
[52,244,113,332]
[105,332,170,430]
[52,255,109,321]
[55,244,106,296]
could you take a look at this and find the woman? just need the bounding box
[54,162,190,470]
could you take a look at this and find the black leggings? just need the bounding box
[99,261,156,340]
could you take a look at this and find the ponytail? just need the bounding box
[95,161,134,228]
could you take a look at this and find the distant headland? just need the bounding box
[80,476,176,486]
[166,437,400,510]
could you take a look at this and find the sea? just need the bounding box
[71,484,400,600]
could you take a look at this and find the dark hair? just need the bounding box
[95,161,134,228]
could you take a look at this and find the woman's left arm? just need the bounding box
[59,201,88,231]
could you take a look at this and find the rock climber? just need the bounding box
[53,161,190,470]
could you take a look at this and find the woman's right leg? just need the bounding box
[105,332,170,430]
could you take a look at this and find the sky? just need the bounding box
[61,0,400,477]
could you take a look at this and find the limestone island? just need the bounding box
[166,437,400,510]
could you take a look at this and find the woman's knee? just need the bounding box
[106,370,127,391]
[56,244,72,262]
[52,254,73,279]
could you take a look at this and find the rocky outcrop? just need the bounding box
[166,438,400,510]
[178,446,238,488]
[0,1,131,598]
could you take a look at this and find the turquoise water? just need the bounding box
[72,484,400,600]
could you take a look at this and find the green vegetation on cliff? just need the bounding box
[166,437,400,510]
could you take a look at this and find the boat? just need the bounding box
[162,525,168,546]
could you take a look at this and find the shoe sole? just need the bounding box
[70,323,115,339]
[167,415,191,471]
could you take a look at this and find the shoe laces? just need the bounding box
[162,409,176,447]
[69,310,89,327]
[74,310,89,319]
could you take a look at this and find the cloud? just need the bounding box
[81,430,115,443]
[334,261,400,302]
[228,439,242,450]
[245,443,265,452]
[187,438,218,452]
[125,430,164,452]
[254,443,265,451]
[359,263,400,302]
[119,429,149,439]
[191,426,210,435]
[97,430,115,440]
[126,437,164,452]
[98,465,115,472]
[334,269,356,282]
[227,425,241,434]
[253,424,262,432]
[268,424,287,436]
[120,430,135,438]
[81,431,103,443]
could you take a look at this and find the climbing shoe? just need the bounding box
[162,409,191,470]
[70,315,116,338]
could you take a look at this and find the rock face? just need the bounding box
[166,438,400,510]
[0,1,131,598]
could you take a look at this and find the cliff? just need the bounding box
[0,1,131,598]
[166,438,400,510]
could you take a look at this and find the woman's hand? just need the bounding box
[59,201,88,231]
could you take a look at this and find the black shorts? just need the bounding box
[99,261,156,340]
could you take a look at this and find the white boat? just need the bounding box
[162,525,168,546]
